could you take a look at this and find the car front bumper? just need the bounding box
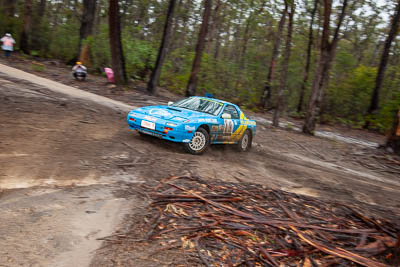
[127,114,194,143]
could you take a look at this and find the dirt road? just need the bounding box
[1,63,399,266]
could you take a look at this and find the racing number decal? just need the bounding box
[223,119,234,138]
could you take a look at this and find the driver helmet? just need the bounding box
[76,61,82,65]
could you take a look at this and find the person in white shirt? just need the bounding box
[1,33,16,58]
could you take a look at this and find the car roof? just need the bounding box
[190,96,236,107]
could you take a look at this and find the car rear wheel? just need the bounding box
[237,130,252,152]
[184,127,209,155]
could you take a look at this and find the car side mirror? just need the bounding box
[168,101,174,106]
[221,113,231,119]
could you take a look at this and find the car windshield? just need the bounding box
[171,98,224,116]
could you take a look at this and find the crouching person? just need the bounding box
[72,61,87,81]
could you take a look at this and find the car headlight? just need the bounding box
[166,122,177,127]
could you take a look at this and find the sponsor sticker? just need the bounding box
[185,125,195,131]
[241,120,256,125]
[144,115,158,122]
[149,109,171,117]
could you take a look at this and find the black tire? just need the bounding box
[184,127,210,155]
[237,129,252,152]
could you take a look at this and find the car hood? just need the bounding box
[134,105,214,122]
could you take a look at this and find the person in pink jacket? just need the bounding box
[1,33,16,58]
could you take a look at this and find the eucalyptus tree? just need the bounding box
[148,0,177,95]
[186,0,212,96]
[20,0,32,54]
[386,107,400,154]
[303,0,349,134]
[1,0,17,33]
[261,0,288,109]
[31,0,47,52]
[365,0,400,128]
[297,0,319,113]
[273,0,295,126]
[109,0,127,85]
[78,0,97,63]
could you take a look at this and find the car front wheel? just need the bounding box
[237,130,252,152]
[184,127,209,155]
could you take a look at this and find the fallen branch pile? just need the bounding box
[116,175,400,266]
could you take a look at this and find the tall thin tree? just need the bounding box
[297,0,319,113]
[385,106,400,155]
[78,0,97,63]
[273,0,295,127]
[302,0,348,134]
[147,0,177,95]
[20,0,32,54]
[109,0,127,85]
[206,0,221,54]
[185,0,212,97]
[364,0,400,128]
[3,0,15,17]
[261,1,288,109]
[30,0,46,52]
[2,0,16,32]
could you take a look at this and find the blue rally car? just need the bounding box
[126,96,256,154]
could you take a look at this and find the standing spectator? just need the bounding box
[1,33,16,58]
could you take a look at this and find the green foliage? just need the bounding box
[370,91,400,132]
[160,48,193,95]
[30,50,39,56]
[86,25,111,72]
[31,62,45,72]
[123,34,157,80]
[48,23,79,62]
[331,65,377,117]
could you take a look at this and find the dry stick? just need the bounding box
[194,235,214,267]
[146,210,163,239]
[290,226,388,267]
[345,206,396,238]
[258,246,280,267]
[166,183,375,234]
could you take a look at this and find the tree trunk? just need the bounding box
[78,0,97,63]
[147,0,177,95]
[213,3,227,60]
[261,1,288,109]
[302,0,348,135]
[365,0,400,128]
[272,1,295,127]
[206,0,221,54]
[185,0,212,97]
[20,0,32,54]
[385,107,400,155]
[297,0,318,113]
[239,0,265,69]
[109,0,127,85]
[177,0,191,51]
[2,0,16,31]
[30,0,46,52]
[3,0,15,17]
